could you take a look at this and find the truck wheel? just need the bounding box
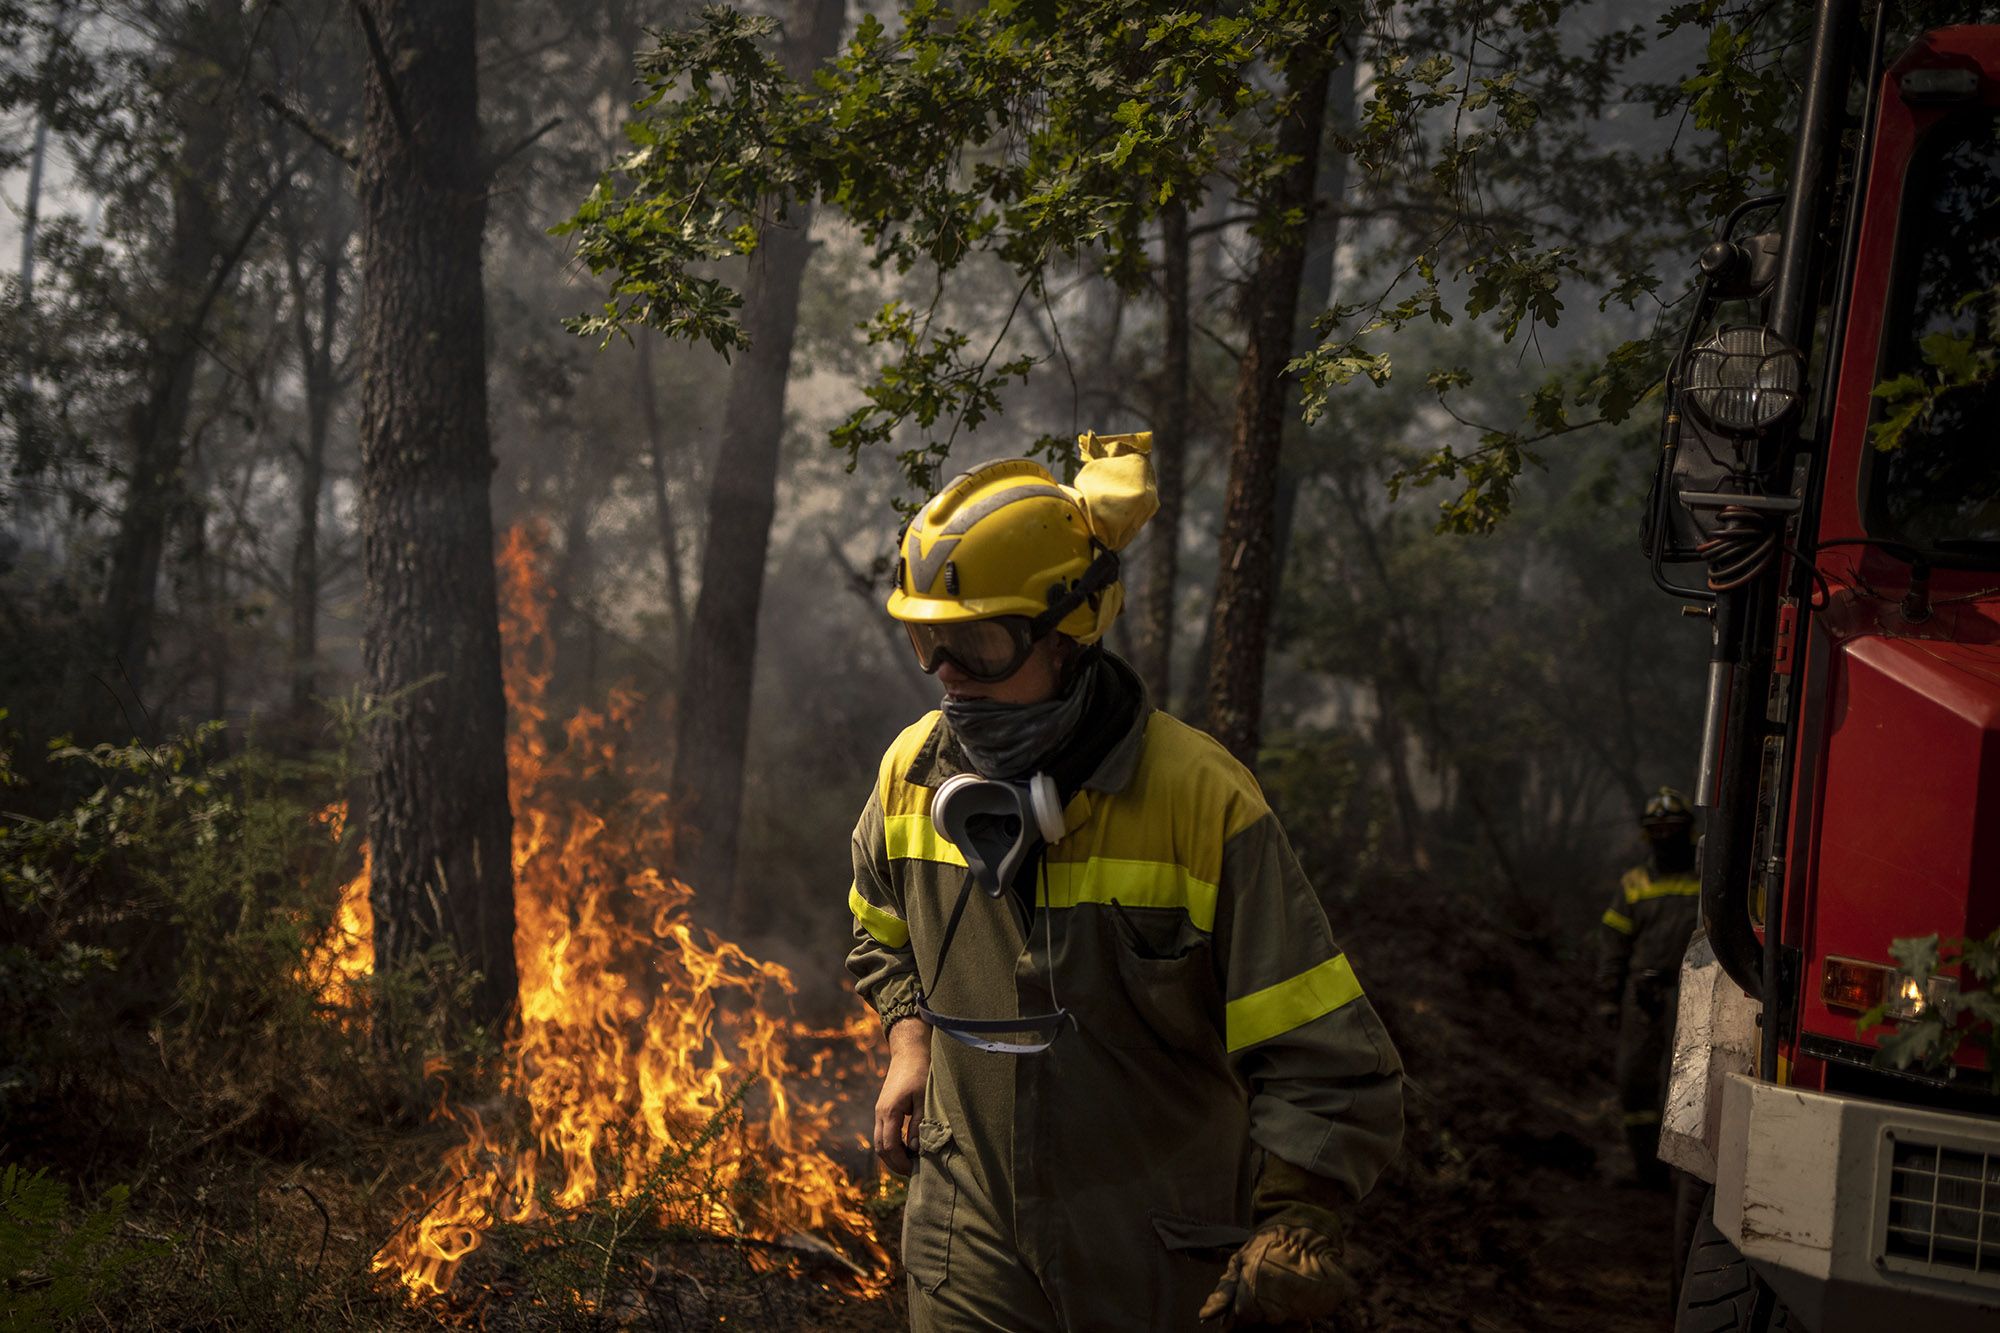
[1675,1205,1803,1333]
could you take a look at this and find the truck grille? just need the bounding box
[1883,1136,2000,1275]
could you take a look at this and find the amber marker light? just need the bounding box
[1821,956,1960,1019]
[1821,956,1890,1014]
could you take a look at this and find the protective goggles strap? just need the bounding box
[915,865,1071,1056]
[1028,544,1120,640]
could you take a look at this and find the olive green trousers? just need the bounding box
[902,1117,1239,1332]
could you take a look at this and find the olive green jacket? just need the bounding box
[1595,867,1701,1008]
[846,703,1403,1262]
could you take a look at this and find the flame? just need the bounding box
[311,523,886,1299]
[299,806,372,1017]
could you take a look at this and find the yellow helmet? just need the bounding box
[886,432,1157,648]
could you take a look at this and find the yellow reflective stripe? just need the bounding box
[1225,955,1364,1053]
[848,882,909,949]
[1623,872,1699,904]
[878,712,942,813]
[1621,1109,1661,1127]
[883,813,966,866]
[1602,909,1635,935]
[1037,858,1219,933]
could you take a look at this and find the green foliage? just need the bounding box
[0,693,489,1145]
[1861,931,2000,1090]
[1257,728,1385,890]
[557,6,793,357]
[1278,327,1705,895]
[827,297,1042,505]
[559,0,1812,521]
[0,700,505,1326]
[0,1164,159,1326]
[0,722,352,1063]
[1371,332,1671,534]
[1871,286,2000,451]
[563,0,1339,496]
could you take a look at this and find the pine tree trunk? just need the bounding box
[1135,200,1189,709]
[96,15,235,722]
[672,0,844,926]
[287,225,343,722]
[355,0,517,1029]
[1203,54,1334,768]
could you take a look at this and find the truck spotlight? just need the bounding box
[1821,956,1959,1019]
[1682,326,1805,435]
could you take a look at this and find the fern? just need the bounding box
[0,1163,159,1326]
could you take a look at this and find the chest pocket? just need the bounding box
[1087,899,1224,1054]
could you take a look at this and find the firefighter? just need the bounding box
[1595,787,1700,1188]
[845,431,1404,1332]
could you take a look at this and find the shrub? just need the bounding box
[0,1163,160,1326]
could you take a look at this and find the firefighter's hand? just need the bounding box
[1199,1223,1357,1327]
[873,1017,931,1176]
[1595,999,1620,1031]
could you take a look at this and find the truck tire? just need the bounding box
[1671,1172,1707,1300]
[1675,1204,1804,1333]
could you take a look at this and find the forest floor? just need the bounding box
[653,869,1685,1333]
[52,870,1674,1332]
[1333,874,1680,1333]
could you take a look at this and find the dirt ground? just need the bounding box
[1333,875,1680,1333]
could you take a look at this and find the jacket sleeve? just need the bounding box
[845,786,922,1031]
[1216,811,1404,1203]
[1595,877,1637,1006]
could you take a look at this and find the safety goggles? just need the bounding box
[905,616,1040,683]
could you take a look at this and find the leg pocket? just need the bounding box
[902,1118,959,1295]
[1149,1213,1250,1331]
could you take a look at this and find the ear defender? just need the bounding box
[1029,773,1065,844]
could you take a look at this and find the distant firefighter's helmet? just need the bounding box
[1641,786,1696,831]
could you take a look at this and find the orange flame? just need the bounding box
[313,523,886,1299]
[300,806,372,1017]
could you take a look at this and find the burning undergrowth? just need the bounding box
[304,524,889,1312]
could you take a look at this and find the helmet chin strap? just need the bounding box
[918,772,1074,1054]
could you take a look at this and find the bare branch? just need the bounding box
[484,114,564,180]
[258,90,358,168]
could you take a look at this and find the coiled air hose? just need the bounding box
[1697,504,1780,591]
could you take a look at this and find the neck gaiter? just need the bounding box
[941,656,1099,779]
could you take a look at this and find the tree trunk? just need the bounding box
[1135,200,1189,709]
[18,110,49,300]
[287,214,345,722]
[96,16,236,724]
[356,0,517,1029]
[1203,53,1335,768]
[635,333,688,657]
[16,3,69,300]
[1369,695,1429,870]
[672,0,845,927]
[1268,59,1359,612]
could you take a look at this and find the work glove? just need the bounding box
[1199,1223,1357,1327]
[1595,998,1621,1031]
[1200,1154,1357,1327]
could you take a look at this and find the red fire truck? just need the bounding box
[1643,5,2000,1331]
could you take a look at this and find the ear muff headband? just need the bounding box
[1030,544,1120,639]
